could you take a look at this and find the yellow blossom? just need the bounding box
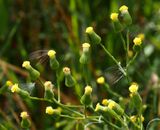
[47,50,56,59]
[46,106,54,115]
[95,103,101,112]
[86,27,93,34]
[108,100,115,109]
[85,86,92,95]
[6,80,13,87]
[102,99,108,106]
[110,13,118,21]
[130,115,137,122]
[11,84,20,93]
[63,67,71,75]
[22,61,31,69]
[137,33,145,41]
[129,82,139,93]
[97,76,105,84]
[119,5,128,12]
[20,111,29,119]
[44,81,53,90]
[133,37,142,46]
[82,43,90,52]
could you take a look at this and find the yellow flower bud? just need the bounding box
[130,115,137,122]
[95,103,101,112]
[97,76,105,84]
[63,67,71,75]
[119,5,128,12]
[128,50,133,58]
[110,13,118,21]
[46,106,54,115]
[44,81,53,91]
[86,27,93,34]
[133,37,142,46]
[20,111,29,119]
[141,115,144,122]
[137,33,145,41]
[102,99,108,106]
[11,84,20,93]
[47,50,56,59]
[129,82,139,93]
[108,100,116,109]
[22,61,31,69]
[82,43,90,52]
[84,86,92,95]
[6,80,13,87]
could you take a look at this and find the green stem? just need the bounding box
[104,84,122,98]
[102,117,122,130]
[100,43,126,76]
[56,70,61,103]
[126,30,130,66]
[126,52,138,68]
[120,33,127,51]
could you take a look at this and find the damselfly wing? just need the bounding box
[29,50,49,65]
[104,65,126,85]
[19,83,35,95]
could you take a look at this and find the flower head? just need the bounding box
[82,43,90,52]
[44,81,53,90]
[133,37,142,46]
[137,33,145,41]
[11,84,20,93]
[63,67,71,75]
[86,27,93,34]
[110,13,118,21]
[20,111,29,119]
[119,5,128,12]
[129,82,139,93]
[84,86,92,95]
[6,80,13,87]
[108,100,116,109]
[47,50,56,59]
[22,61,31,69]
[46,106,54,115]
[95,103,101,112]
[97,76,105,84]
[102,99,108,106]
[130,115,137,122]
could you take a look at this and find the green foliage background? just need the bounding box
[0,0,160,130]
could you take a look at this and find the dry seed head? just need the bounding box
[63,67,71,75]
[129,82,139,93]
[119,5,128,12]
[133,37,142,46]
[102,99,108,106]
[86,27,93,34]
[22,61,31,69]
[44,81,53,90]
[47,50,56,58]
[20,111,29,119]
[11,84,20,93]
[85,86,92,95]
[110,13,118,21]
[97,76,105,84]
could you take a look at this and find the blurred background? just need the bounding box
[0,0,160,130]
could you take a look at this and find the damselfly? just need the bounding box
[104,63,126,85]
